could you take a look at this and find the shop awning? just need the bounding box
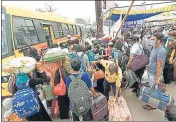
[104,4,176,22]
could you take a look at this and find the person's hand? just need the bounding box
[115,95,118,102]
[126,64,130,69]
[155,78,160,85]
[93,93,97,97]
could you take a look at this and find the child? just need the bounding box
[3,98,26,121]
[36,84,47,111]
[43,77,54,115]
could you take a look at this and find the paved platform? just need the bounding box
[122,82,176,121]
[1,82,176,121]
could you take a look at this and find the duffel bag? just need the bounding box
[43,48,66,63]
[138,85,175,111]
[130,54,149,71]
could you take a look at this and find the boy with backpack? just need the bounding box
[66,59,97,121]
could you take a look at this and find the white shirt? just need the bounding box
[130,43,144,57]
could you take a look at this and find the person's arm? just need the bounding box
[89,87,97,96]
[127,56,134,68]
[169,49,176,64]
[127,44,137,68]
[115,67,122,99]
[155,50,166,84]
[82,73,97,96]
[155,60,163,84]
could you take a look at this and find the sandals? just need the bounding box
[143,105,156,110]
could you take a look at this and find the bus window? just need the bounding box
[72,25,76,34]
[52,22,64,38]
[74,25,77,34]
[61,23,69,36]
[2,13,8,55]
[12,17,39,49]
[68,24,74,35]
[57,23,64,37]
[76,26,80,36]
[42,26,52,46]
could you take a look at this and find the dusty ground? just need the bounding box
[1,82,176,121]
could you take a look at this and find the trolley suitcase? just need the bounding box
[91,93,108,121]
[108,96,132,121]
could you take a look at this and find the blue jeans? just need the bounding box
[103,79,116,100]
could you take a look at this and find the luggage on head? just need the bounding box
[91,93,108,121]
[2,57,37,74]
[68,74,91,117]
[42,48,66,63]
[108,96,132,121]
[138,85,175,111]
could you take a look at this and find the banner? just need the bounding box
[110,4,176,15]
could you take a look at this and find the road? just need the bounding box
[2,82,176,121]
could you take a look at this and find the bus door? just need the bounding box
[41,23,54,47]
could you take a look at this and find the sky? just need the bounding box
[2,1,175,23]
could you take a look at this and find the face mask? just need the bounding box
[167,37,173,42]
[151,41,157,47]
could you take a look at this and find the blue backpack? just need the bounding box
[69,52,78,60]
[77,54,87,73]
[88,50,95,63]
[12,80,40,118]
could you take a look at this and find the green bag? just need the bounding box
[43,48,66,63]
[123,69,139,88]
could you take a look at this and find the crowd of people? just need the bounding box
[2,24,176,121]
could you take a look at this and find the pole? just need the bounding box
[108,9,112,35]
[95,1,103,39]
[115,0,135,39]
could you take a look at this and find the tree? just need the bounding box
[75,18,86,25]
[36,2,57,13]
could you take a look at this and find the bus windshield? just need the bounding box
[2,13,8,55]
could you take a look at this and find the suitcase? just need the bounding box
[91,93,108,121]
[130,54,149,71]
[138,86,175,111]
[108,96,132,121]
[43,48,66,63]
